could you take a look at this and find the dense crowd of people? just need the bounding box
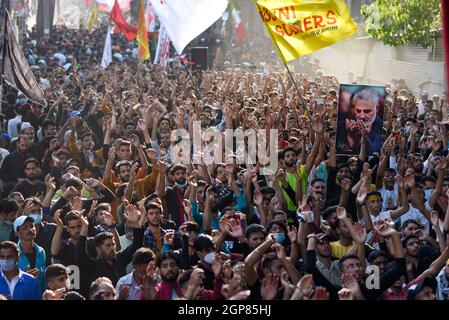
[0,22,449,301]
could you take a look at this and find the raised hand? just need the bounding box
[280,271,295,299]
[275,169,286,182]
[293,274,314,300]
[45,175,56,191]
[123,204,142,228]
[287,225,297,244]
[373,220,397,238]
[341,178,352,192]
[163,230,175,246]
[103,212,115,228]
[108,147,117,160]
[272,243,287,261]
[404,169,416,188]
[71,196,83,212]
[353,223,367,245]
[430,210,440,227]
[357,181,368,205]
[183,199,192,217]
[253,190,263,206]
[338,288,354,300]
[54,209,63,227]
[43,288,66,300]
[336,207,347,220]
[394,175,405,189]
[137,118,147,132]
[211,254,224,279]
[63,186,78,201]
[260,273,279,301]
[129,134,141,148]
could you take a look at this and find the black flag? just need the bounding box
[2,10,46,106]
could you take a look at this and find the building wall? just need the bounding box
[305,36,445,97]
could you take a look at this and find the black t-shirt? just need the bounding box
[35,223,57,266]
[24,251,36,269]
[197,261,215,291]
[12,180,47,199]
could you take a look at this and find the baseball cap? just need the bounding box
[406,277,436,300]
[13,215,35,233]
[20,122,33,132]
[70,110,81,118]
[315,233,332,242]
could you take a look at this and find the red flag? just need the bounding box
[110,0,137,40]
[110,0,158,41]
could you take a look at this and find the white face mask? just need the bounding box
[3,220,14,226]
[204,252,215,264]
[0,259,16,272]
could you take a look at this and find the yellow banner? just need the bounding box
[254,0,357,62]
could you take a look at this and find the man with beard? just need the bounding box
[115,247,156,300]
[103,147,156,200]
[160,164,189,227]
[75,205,144,294]
[337,88,383,155]
[102,148,157,220]
[143,202,166,258]
[306,220,406,300]
[306,233,342,287]
[155,251,182,300]
[277,140,320,215]
[14,215,47,291]
[0,135,39,193]
[12,158,47,199]
[402,234,440,282]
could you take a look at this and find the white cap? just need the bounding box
[13,215,35,233]
[20,122,33,132]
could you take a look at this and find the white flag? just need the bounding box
[154,25,171,66]
[101,27,113,69]
[145,1,156,32]
[149,0,229,54]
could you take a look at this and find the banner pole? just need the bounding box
[180,58,202,100]
[283,62,313,121]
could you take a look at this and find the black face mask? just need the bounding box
[175,178,187,188]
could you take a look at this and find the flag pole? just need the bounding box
[283,61,312,120]
[179,57,203,99]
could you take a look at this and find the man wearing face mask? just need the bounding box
[161,164,188,227]
[0,241,41,300]
[0,199,19,242]
[193,234,218,290]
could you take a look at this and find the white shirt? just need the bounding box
[119,235,133,274]
[378,185,399,212]
[115,271,144,300]
[0,148,9,168]
[399,204,431,235]
[7,115,22,139]
[1,269,24,297]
